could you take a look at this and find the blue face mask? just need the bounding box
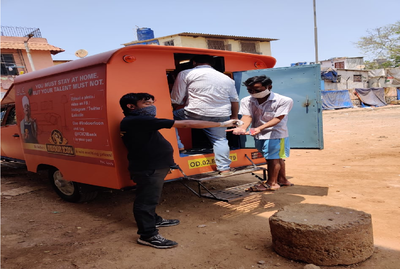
[134,105,157,117]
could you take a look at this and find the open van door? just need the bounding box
[1,87,25,161]
[233,64,324,149]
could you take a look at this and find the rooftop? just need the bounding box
[124,32,278,46]
[1,36,64,55]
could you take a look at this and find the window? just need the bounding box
[1,54,19,76]
[1,106,8,124]
[353,75,362,82]
[334,62,345,69]
[164,40,174,46]
[240,42,258,54]
[337,75,342,83]
[207,40,226,50]
[5,106,16,125]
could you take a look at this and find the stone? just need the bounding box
[269,204,373,266]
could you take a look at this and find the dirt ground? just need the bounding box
[2,105,400,269]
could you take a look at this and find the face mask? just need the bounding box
[250,89,270,99]
[133,105,157,117]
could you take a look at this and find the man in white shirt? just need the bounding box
[171,55,239,174]
[229,75,294,190]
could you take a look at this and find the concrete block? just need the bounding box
[269,204,374,266]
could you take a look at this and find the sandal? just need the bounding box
[245,181,278,192]
[278,182,294,187]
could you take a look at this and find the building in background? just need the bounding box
[1,26,64,97]
[319,57,400,108]
[123,28,277,56]
[320,57,365,70]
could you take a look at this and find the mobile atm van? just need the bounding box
[1,45,323,202]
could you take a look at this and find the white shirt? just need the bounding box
[239,92,293,139]
[171,65,239,117]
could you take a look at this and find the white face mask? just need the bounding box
[250,89,270,99]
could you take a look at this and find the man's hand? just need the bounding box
[219,119,241,127]
[226,126,261,136]
[227,127,247,135]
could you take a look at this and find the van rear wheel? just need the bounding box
[49,168,98,203]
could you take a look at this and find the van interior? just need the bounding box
[166,53,241,157]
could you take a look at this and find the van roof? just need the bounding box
[13,45,276,85]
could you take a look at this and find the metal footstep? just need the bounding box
[187,165,264,182]
[178,164,267,202]
[199,182,259,202]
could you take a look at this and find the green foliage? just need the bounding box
[356,21,400,68]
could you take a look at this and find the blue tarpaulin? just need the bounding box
[321,69,338,82]
[397,89,400,100]
[321,90,353,110]
[355,88,387,107]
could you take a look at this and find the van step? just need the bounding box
[179,164,267,202]
[186,165,265,182]
[199,182,259,202]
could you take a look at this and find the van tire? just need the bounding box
[48,168,98,203]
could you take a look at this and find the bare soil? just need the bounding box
[2,106,400,269]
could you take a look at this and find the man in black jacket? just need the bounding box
[120,92,238,249]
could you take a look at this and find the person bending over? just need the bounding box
[171,55,239,175]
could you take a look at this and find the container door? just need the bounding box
[233,64,323,149]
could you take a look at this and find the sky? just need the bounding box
[1,0,399,67]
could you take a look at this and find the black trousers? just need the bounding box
[130,167,170,238]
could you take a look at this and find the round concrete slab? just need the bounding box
[269,204,374,266]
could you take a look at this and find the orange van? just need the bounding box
[1,45,323,202]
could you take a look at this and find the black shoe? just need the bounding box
[155,218,180,228]
[137,234,178,249]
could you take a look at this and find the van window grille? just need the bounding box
[1,54,19,75]
[335,62,345,69]
[353,75,362,82]
[240,42,258,53]
[207,40,226,50]
[224,44,232,51]
[164,40,174,46]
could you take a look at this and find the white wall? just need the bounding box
[320,58,364,70]
[157,35,272,56]
[324,70,369,90]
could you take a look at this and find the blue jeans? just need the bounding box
[173,109,231,171]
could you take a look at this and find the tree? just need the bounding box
[356,21,400,69]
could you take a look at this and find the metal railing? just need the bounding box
[1,26,42,38]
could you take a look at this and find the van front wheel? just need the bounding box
[49,168,98,203]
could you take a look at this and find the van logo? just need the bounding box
[46,130,75,156]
